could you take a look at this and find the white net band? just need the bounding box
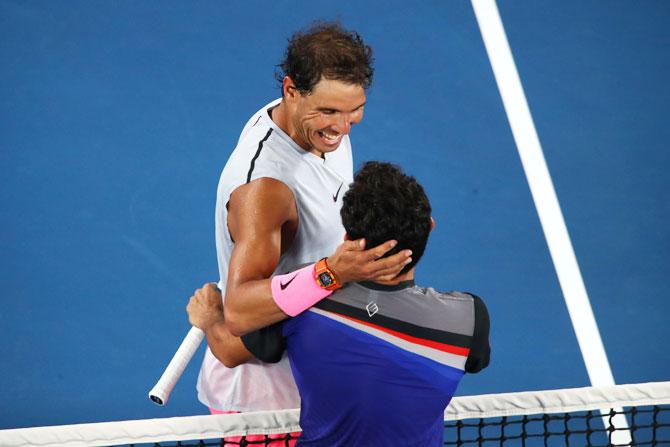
[444,380,670,420]
[0,409,301,447]
[1,381,668,447]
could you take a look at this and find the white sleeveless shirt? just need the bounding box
[197,99,354,411]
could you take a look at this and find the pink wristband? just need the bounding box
[271,264,333,316]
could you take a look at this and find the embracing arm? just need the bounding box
[187,282,287,367]
[222,178,297,336]
[186,283,252,368]
[223,178,414,337]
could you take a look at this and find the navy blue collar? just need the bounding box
[357,280,415,291]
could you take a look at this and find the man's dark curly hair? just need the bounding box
[341,162,432,276]
[276,21,374,94]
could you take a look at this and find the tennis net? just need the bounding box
[1,381,668,446]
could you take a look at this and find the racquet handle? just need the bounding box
[148,326,205,406]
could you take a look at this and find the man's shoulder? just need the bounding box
[415,288,491,374]
[232,99,288,154]
[420,287,485,306]
[238,98,282,137]
[392,286,491,374]
[221,101,298,190]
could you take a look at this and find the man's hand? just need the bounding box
[186,283,225,331]
[186,282,254,368]
[327,239,413,283]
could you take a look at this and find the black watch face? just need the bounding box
[319,272,334,287]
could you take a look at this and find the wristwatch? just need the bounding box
[314,257,342,291]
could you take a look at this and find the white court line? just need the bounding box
[470,0,631,442]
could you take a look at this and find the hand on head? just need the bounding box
[327,238,413,284]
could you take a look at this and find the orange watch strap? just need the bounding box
[314,257,341,291]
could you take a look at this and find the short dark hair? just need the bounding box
[276,21,374,95]
[341,162,432,275]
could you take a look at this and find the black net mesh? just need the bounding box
[120,404,670,447]
[443,405,670,446]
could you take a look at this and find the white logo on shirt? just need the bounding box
[366,302,379,318]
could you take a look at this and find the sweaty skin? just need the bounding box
[221,176,412,336]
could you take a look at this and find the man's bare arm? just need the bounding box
[222,178,298,336]
[222,178,413,336]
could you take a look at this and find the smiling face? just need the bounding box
[283,77,366,157]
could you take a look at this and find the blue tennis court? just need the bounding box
[1,0,668,430]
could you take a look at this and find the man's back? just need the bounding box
[244,281,490,446]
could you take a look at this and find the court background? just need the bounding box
[1,0,668,429]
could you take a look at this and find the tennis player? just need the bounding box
[188,161,491,446]
[195,22,411,444]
